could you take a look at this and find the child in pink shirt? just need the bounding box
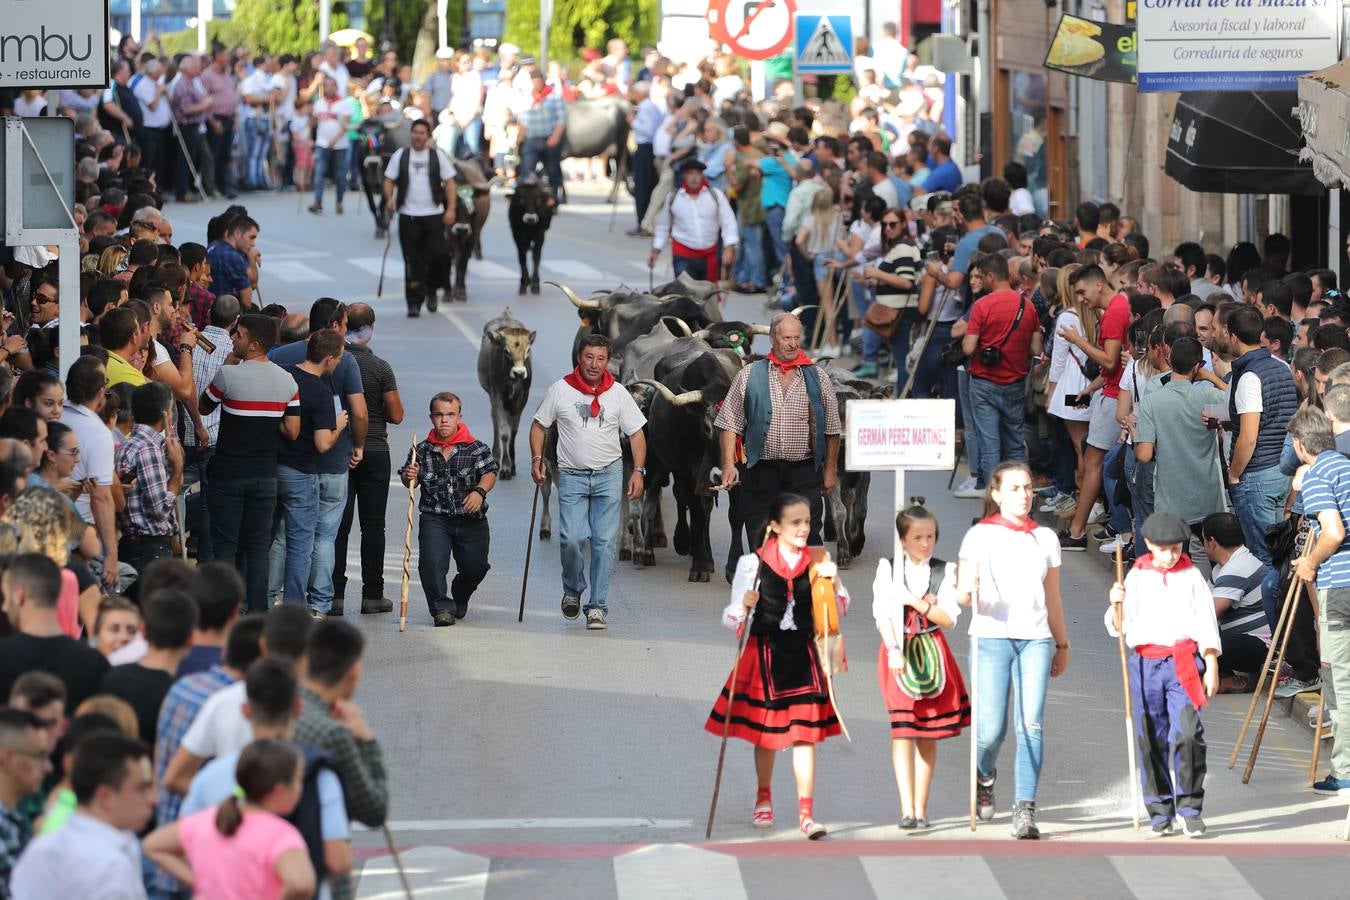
[144,739,316,899]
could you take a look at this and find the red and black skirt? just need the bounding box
[705,630,841,750]
[877,628,970,740]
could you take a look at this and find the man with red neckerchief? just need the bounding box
[400,392,498,628]
[529,335,648,630]
[716,312,841,547]
[518,67,567,201]
[648,157,738,283]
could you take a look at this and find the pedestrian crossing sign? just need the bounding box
[795,13,853,74]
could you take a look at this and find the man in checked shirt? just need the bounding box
[400,392,498,628]
[115,382,184,593]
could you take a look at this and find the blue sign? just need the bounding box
[795,13,853,75]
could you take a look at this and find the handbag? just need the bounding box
[940,337,968,367]
[810,563,848,676]
[863,302,901,339]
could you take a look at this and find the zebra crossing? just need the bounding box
[353,842,1350,899]
[263,251,655,289]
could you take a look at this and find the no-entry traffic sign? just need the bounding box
[708,0,797,61]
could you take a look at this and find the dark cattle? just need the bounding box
[819,365,887,568]
[635,347,743,582]
[552,283,723,364]
[562,95,631,199]
[508,176,555,295]
[620,319,766,382]
[476,309,536,480]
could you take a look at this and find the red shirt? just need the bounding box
[967,289,1039,385]
[1099,292,1131,398]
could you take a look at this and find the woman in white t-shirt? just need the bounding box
[1046,265,1097,512]
[956,461,1069,840]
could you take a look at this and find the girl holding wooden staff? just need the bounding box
[872,504,969,830]
[705,493,849,840]
[955,461,1070,839]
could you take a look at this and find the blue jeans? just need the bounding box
[558,460,623,613]
[347,136,364,189]
[313,144,349,207]
[1230,466,1290,566]
[307,473,348,614]
[456,118,482,158]
[1126,449,1155,557]
[242,117,270,189]
[1050,417,1077,497]
[911,320,957,403]
[958,368,983,487]
[418,513,491,617]
[764,205,787,271]
[968,376,1027,487]
[973,636,1054,802]
[735,221,766,289]
[672,255,711,281]
[272,466,319,605]
[1102,443,1132,535]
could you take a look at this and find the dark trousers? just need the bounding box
[740,458,824,548]
[1262,567,1320,682]
[672,255,710,281]
[789,244,820,308]
[333,449,391,602]
[207,474,277,612]
[136,126,168,186]
[398,213,449,312]
[520,138,563,200]
[209,114,235,193]
[633,142,655,225]
[182,445,213,560]
[1219,631,1269,675]
[1128,652,1207,825]
[176,123,205,198]
[119,535,174,603]
[417,513,491,617]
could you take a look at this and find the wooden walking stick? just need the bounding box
[376,226,394,298]
[1114,544,1142,831]
[1309,688,1328,787]
[381,823,415,900]
[1229,521,1310,768]
[398,435,417,633]
[705,528,768,840]
[1243,571,1309,783]
[518,481,542,623]
[898,307,942,399]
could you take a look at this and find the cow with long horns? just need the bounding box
[477,309,536,479]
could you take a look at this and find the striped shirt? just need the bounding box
[1300,449,1350,589]
[1209,545,1272,642]
[200,358,299,479]
[518,90,567,141]
[115,424,176,537]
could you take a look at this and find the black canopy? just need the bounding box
[1165,91,1322,195]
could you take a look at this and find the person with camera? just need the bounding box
[960,254,1041,490]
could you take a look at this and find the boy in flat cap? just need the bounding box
[1106,511,1221,837]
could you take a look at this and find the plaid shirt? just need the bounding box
[188,324,232,448]
[294,685,388,828]
[714,361,841,463]
[0,800,29,900]
[519,90,567,141]
[151,664,234,893]
[402,438,498,518]
[186,282,215,331]
[115,424,176,536]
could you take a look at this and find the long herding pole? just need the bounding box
[1114,543,1141,831]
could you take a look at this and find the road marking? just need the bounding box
[471,260,518,280]
[614,844,747,900]
[542,259,606,280]
[366,818,694,832]
[1109,855,1261,899]
[439,308,481,346]
[264,260,332,283]
[355,845,488,899]
[862,855,1006,899]
[350,256,405,277]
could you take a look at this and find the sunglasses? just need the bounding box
[35,293,58,305]
[883,220,902,227]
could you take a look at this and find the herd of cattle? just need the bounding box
[475,273,887,585]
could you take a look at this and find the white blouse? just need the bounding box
[871,556,960,646]
[722,552,851,631]
[958,523,1061,640]
[1104,564,1221,653]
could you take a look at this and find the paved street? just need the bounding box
[168,186,1350,897]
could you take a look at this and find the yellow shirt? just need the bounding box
[105,351,147,387]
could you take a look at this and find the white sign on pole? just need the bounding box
[845,399,957,472]
[0,0,110,90]
[1136,0,1340,92]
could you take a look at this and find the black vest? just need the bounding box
[394,146,446,214]
[750,561,814,636]
[285,743,337,898]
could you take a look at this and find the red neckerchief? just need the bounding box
[767,352,813,374]
[757,538,810,582]
[426,423,476,447]
[532,84,553,105]
[680,176,709,197]
[980,514,1037,533]
[563,367,614,417]
[1133,551,1193,586]
[1137,639,1208,709]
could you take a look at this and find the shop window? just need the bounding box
[1010,71,1048,217]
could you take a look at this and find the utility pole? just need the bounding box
[541,0,552,67]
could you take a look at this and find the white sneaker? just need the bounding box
[1089,502,1105,523]
[1099,536,1124,554]
[817,344,840,357]
[1038,492,1068,513]
[953,476,984,500]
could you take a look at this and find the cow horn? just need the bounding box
[789,305,819,319]
[548,281,601,309]
[656,293,684,304]
[691,329,710,340]
[633,379,705,407]
[748,323,772,335]
[661,316,692,337]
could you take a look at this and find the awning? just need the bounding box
[1296,57,1350,189]
[1165,91,1323,195]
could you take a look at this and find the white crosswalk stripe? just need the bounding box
[262,260,332,283]
[542,259,607,281]
[349,256,404,278]
[1108,855,1263,900]
[613,844,748,900]
[862,855,1007,899]
[356,846,489,898]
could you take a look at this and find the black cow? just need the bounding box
[553,283,723,364]
[476,309,535,479]
[562,95,631,201]
[508,176,554,294]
